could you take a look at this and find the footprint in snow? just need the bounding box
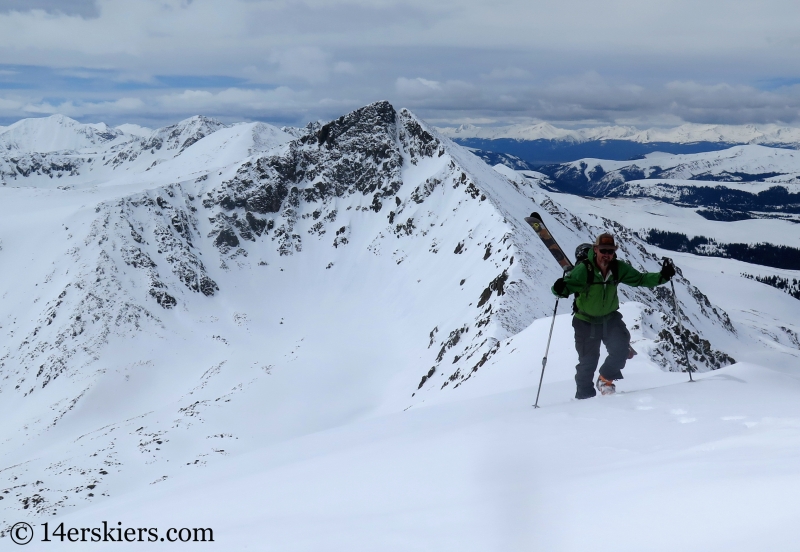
[635,395,654,411]
[671,408,696,423]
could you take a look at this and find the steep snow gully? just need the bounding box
[1,102,795,551]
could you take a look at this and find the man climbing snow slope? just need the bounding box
[552,233,676,399]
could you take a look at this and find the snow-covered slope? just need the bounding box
[0,104,797,551]
[536,145,800,222]
[0,114,130,153]
[0,117,291,190]
[544,145,800,189]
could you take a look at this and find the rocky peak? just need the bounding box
[203,102,411,255]
[310,100,397,149]
[141,115,228,155]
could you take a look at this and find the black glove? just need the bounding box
[660,259,676,281]
[553,277,567,296]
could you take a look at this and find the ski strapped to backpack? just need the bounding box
[525,212,618,283]
[524,213,574,272]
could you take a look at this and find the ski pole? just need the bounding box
[663,257,694,382]
[534,280,562,408]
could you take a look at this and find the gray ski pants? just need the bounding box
[572,311,631,399]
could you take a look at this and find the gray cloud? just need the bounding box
[0,0,98,18]
[391,72,800,127]
[7,66,800,130]
[241,1,442,37]
[0,1,800,128]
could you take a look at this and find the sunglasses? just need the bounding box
[597,248,616,255]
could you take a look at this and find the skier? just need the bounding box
[552,233,675,399]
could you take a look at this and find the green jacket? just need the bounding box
[552,249,666,323]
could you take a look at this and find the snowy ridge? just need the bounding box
[200,102,734,390]
[101,116,228,170]
[0,115,129,153]
[0,118,290,189]
[0,102,734,442]
[439,121,800,146]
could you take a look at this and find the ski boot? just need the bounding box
[596,375,616,395]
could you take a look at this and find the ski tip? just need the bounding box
[530,212,542,220]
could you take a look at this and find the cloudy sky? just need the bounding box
[1,0,800,129]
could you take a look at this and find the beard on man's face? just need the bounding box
[594,249,612,270]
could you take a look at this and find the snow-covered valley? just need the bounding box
[0,106,798,551]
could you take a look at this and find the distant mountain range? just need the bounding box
[437,122,800,166]
[438,122,800,145]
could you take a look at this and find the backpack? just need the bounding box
[571,243,619,314]
[575,243,591,265]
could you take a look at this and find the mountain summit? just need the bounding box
[0,114,127,153]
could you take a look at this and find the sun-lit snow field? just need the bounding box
[1,110,799,551]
